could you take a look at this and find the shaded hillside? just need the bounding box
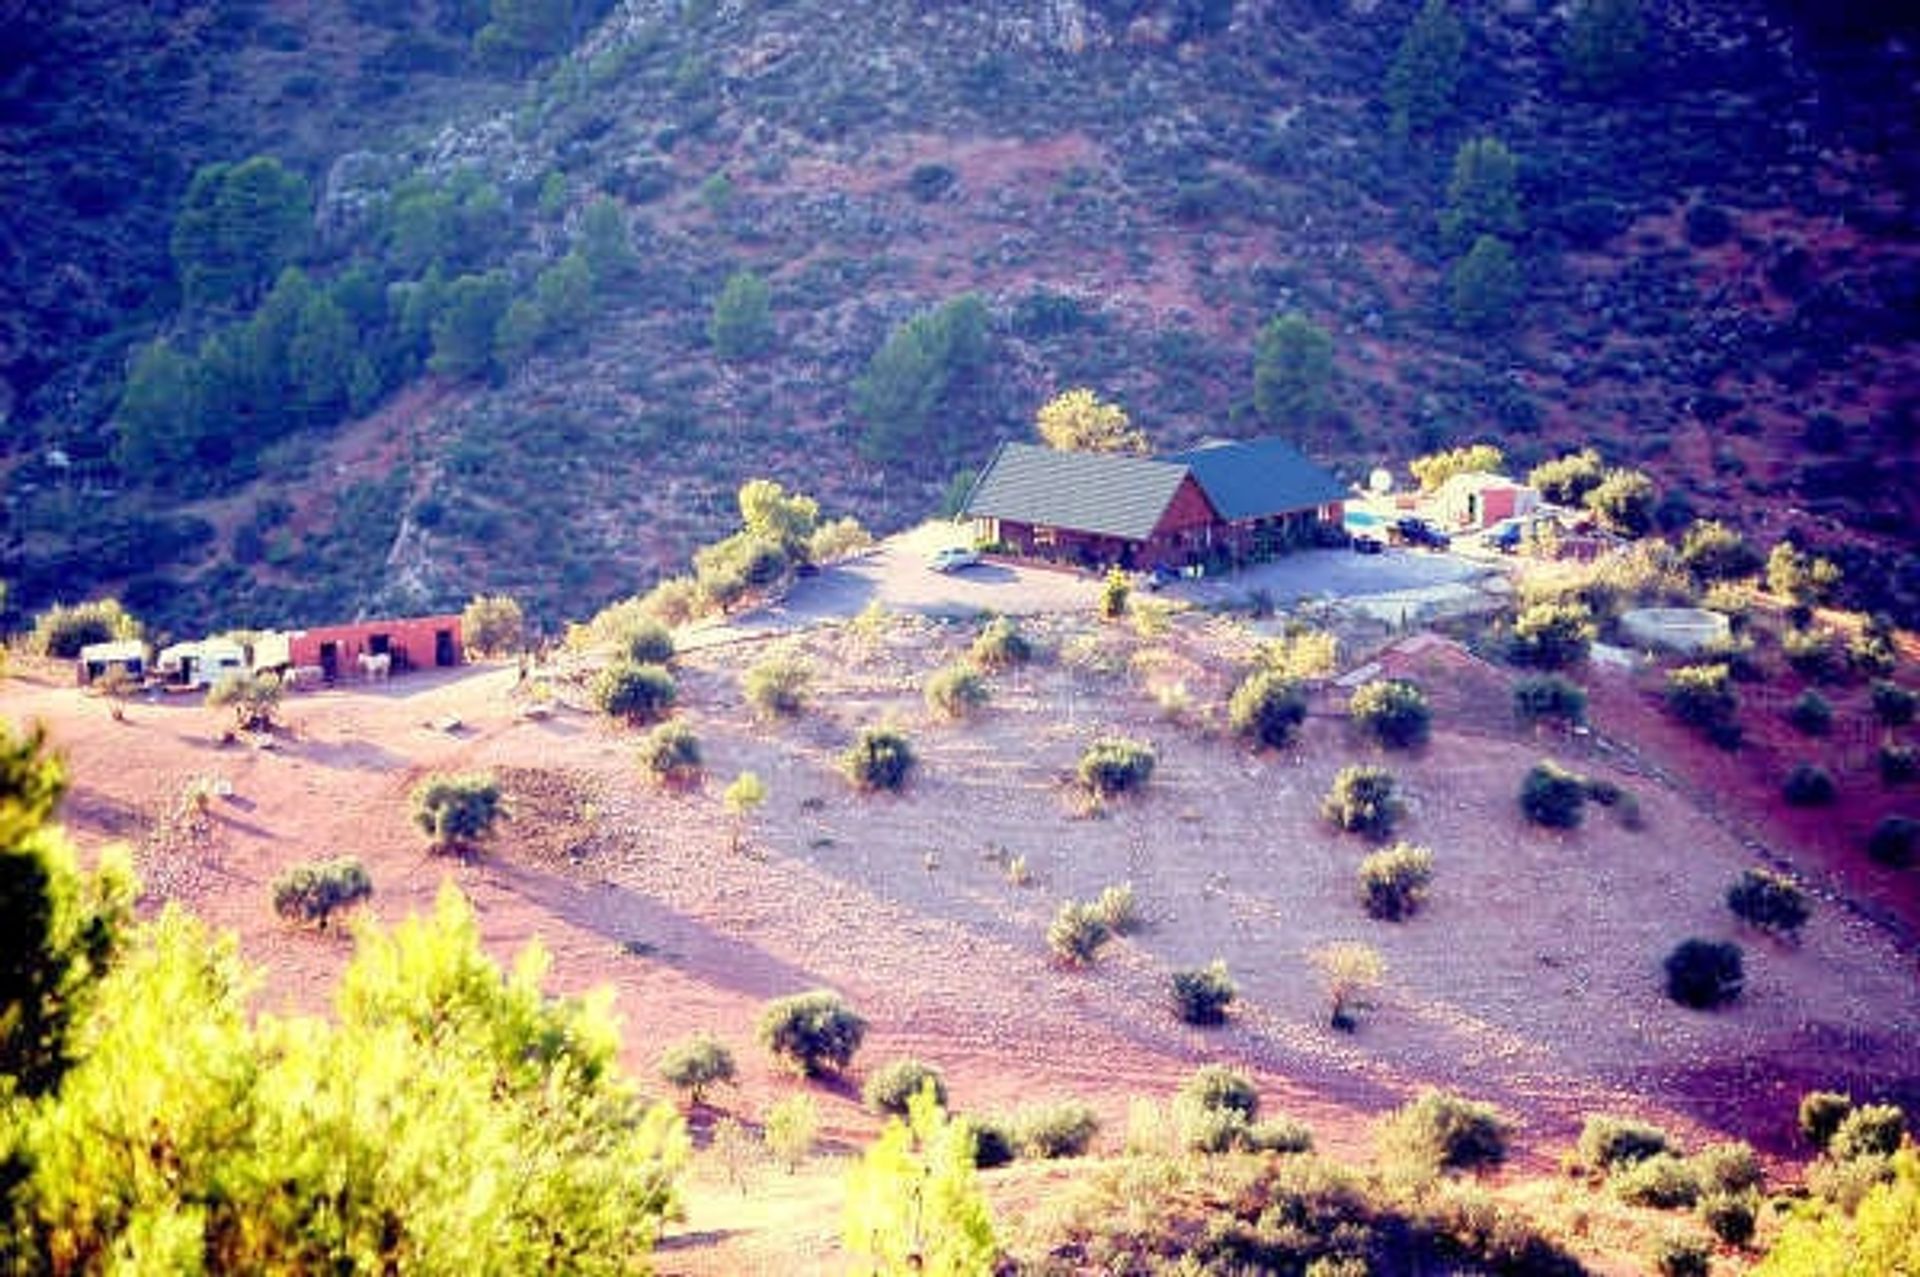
[2,0,1915,634]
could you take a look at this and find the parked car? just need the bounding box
[1393,516,1451,550]
[926,546,982,573]
[1351,531,1386,555]
[1141,565,1180,591]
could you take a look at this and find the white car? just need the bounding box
[926,546,982,573]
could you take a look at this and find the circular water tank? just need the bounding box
[1619,608,1731,655]
[1368,468,1394,494]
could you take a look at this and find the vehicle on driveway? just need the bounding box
[1351,532,1385,554]
[1393,516,1452,550]
[926,546,982,573]
[1141,565,1180,591]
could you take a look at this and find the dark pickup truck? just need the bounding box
[1393,517,1452,550]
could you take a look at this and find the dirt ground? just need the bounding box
[8,606,1919,1274]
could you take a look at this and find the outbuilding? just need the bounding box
[1434,472,1539,531]
[157,638,249,689]
[75,640,149,687]
[283,615,463,682]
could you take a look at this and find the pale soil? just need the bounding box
[8,606,1919,1274]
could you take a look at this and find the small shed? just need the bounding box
[1435,472,1539,531]
[157,638,249,689]
[76,640,149,687]
[286,614,463,682]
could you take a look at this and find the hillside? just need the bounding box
[2,0,1916,638]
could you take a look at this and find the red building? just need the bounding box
[278,614,463,681]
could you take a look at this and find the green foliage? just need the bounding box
[1700,1190,1759,1247]
[114,338,206,473]
[1508,600,1596,669]
[1520,760,1588,829]
[763,1092,820,1172]
[738,477,821,559]
[1077,736,1156,796]
[428,270,511,379]
[7,883,688,1270]
[1781,627,1844,682]
[496,252,595,368]
[1880,746,1919,786]
[29,598,141,659]
[1514,674,1588,726]
[1179,1065,1260,1123]
[1529,449,1607,506]
[1358,843,1434,921]
[1409,443,1504,492]
[841,725,916,792]
[1664,938,1744,1009]
[1229,669,1309,750]
[617,619,676,665]
[709,270,775,361]
[1322,765,1402,838]
[1312,941,1384,1032]
[743,652,813,718]
[1585,467,1658,537]
[1726,868,1810,937]
[1831,1105,1907,1163]
[592,660,677,723]
[461,593,525,657]
[1350,679,1431,749]
[1014,1100,1100,1159]
[808,516,872,563]
[170,156,311,310]
[862,1058,949,1116]
[657,1032,735,1104]
[206,670,284,732]
[1443,139,1522,250]
[843,1086,999,1274]
[0,725,137,1098]
[1091,882,1141,936]
[854,295,991,470]
[1665,663,1740,745]
[1788,690,1834,736]
[1577,1115,1675,1171]
[1563,0,1649,95]
[1679,520,1761,583]
[1378,1089,1509,1173]
[1047,901,1111,966]
[270,857,372,930]
[757,989,867,1078]
[1767,542,1842,607]
[1800,1092,1856,1152]
[1608,1152,1701,1209]
[1693,1141,1764,1196]
[409,771,504,852]
[578,196,637,287]
[638,720,702,786]
[1253,312,1335,424]
[1385,0,1466,136]
[967,1118,1018,1170]
[1035,387,1146,453]
[970,617,1032,670]
[1098,565,1131,620]
[925,664,990,720]
[1171,959,1237,1026]
[1651,1231,1712,1277]
[1782,762,1837,808]
[475,0,586,66]
[1867,815,1918,868]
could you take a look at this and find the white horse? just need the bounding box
[357,652,392,681]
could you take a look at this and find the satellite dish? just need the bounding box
[1368,468,1394,495]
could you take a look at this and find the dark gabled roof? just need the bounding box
[1160,437,1346,520]
[962,442,1197,540]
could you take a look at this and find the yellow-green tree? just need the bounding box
[1409,443,1504,491]
[843,1084,999,1276]
[1035,388,1147,454]
[1758,1145,1920,1275]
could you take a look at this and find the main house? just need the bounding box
[960,437,1347,571]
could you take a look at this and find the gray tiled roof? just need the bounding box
[1162,438,1346,521]
[962,442,1196,540]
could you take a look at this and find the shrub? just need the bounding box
[1577,1115,1674,1172]
[270,857,372,929]
[1228,670,1309,750]
[1831,1104,1906,1162]
[1048,901,1111,966]
[1612,1152,1701,1208]
[1177,1064,1259,1122]
[1679,519,1761,583]
[763,1093,819,1172]
[966,1118,1017,1169]
[1663,938,1744,1009]
[618,620,675,665]
[1090,882,1141,935]
[924,664,989,719]
[206,670,283,731]
[592,660,677,722]
[461,593,524,657]
[970,617,1032,670]
[1585,468,1658,538]
[1799,1091,1854,1152]
[1358,843,1434,921]
[638,720,702,786]
[1077,737,1155,797]
[1782,627,1844,682]
[1520,760,1587,829]
[1513,675,1587,726]
[410,772,503,852]
[1313,941,1384,1032]
[1699,1191,1757,1247]
[1350,679,1431,749]
[1529,449,1605,506]
[1170,960,1237,1026]
[1867,815,1918,868]
[862,1058,947,1116]
[29,598,140,658]
[1650,1232,1711,1277]
[1015,1101,1099,1159]
[1787,690,1834,736]
[1871,680,1918,728]
[841,726,915,792]
[1378,1089,1509,1173]
[1691,1141,1764,1195]
[1098,566,1130,620]
[743,653,811,717]
[1322,765,1402,838]
[1726,868,1810,936]
[757,989,867,1077]
[1507,601,1596,670]
[1782,762,1837,807]
[1664,664,1739,744]
[1880,745,1919,786]
[1245,1118,1315,1155]
[657,1033,735,1104]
